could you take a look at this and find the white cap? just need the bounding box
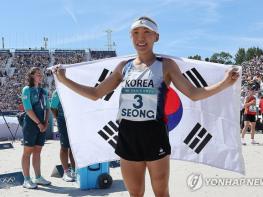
[130,19,158,33]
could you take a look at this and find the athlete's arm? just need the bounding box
[51,108,58,119]
[26,110,41,125]
[163,58,239,101]
[50,91,59,118]
[244,98,256,107]
[22,87,42,126]
[53,61,126,100]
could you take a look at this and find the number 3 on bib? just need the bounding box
[133,95,143,109]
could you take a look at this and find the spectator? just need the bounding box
[50,90,76,182]
[241,87,260,145]
[21,67,51,189]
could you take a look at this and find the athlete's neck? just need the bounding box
[135,53,156,67]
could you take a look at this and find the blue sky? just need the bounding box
[0,0,262,59]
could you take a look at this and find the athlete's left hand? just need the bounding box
[223,67,240,87]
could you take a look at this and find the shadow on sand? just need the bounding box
[36,179,127,196]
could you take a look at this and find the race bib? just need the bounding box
[249,105,257,112]
[118,87,158,121]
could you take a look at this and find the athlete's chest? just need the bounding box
[123,66,162,88]
[30,89,41,104]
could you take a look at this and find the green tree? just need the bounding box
[205,57,210,62]
[246,47,263,61]
[188,54,201,60]
[210,51,233,65]
[235,48,246,65]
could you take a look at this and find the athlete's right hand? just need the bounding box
[53,64,66,82]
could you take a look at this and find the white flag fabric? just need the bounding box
[52,54,245,174]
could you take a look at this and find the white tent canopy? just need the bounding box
[0,116,22,140]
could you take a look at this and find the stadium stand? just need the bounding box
[2,47,262,114]
[89,49,116,60]
[0,49,117,111]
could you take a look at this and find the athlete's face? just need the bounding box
[131,27,158,54]
[33,70,43,86]
[248,89,255,96]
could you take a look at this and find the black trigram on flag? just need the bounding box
[98,121,119,149]
[183,68,208,88]
[183,123,212,154]
[95,68,114,101]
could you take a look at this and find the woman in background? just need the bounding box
[21,67,51,189]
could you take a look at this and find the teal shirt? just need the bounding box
[22,86,50,110]
[21,86,50,123]
[50,90,64,120]
[50,91,60,110]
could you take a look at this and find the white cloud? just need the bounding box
[157,0,235,25]
[64,6,78,25]
[54,1,178,46]
[53,12,137,46]
[54,0,234,47]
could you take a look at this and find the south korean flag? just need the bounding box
[52,54,244,174]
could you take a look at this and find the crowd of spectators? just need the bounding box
[241,55,263,96]
[0,49,116,111]
[0,50,50,111]
[0,68,8,86]
[0,51,11,67]
[89,50,116,60]
[240,55,263,132]
[54,50,85,65]
[0,51,11,89]
[1,50,263,112]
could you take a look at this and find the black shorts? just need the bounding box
[243,114,256,122]
[22,116,46,147]
[57,119,70,148]
[115,119,171,161]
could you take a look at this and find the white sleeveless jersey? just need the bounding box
[117,57,168,121]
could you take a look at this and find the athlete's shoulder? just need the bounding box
[116,59,134,75]
[156,56,164,62]
[22,86,30,93]
[246,95,256,101]
[161,57,179,73]
[22,85,30,90]
[119,59,134,68]
[161,57,176,65]
[21,86,31,100]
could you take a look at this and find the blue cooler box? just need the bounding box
[76,162,112,190]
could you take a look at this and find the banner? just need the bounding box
[53,54,245,174]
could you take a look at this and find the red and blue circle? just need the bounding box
[164,87,183,132]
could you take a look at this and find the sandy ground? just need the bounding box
[0,134,263,197]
